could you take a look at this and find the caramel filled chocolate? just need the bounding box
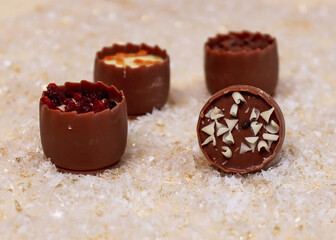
[197,85,285,174]
[39,80,128,173]
[94,43,170,117]
[204,31,279,95]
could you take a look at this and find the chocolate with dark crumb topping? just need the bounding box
[204,31,279,96]
[209,32,274,52]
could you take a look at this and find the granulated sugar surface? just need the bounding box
[0,0,335,239]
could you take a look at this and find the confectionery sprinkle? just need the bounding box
[0,0,335,239]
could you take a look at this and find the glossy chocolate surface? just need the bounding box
[204,31,279,95]
[197,85,285,174]
[94,43,170,117]
[39,80,128,173]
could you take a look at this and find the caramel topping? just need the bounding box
[133,59,157,66]
[102,50,163,68]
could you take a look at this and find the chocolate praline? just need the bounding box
[94,43,170,117]
[196,85,285,174]
[204,31,279,95]
[39,80,128,174]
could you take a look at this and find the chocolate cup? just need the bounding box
[94,43,170,117]
[196,85,285,174]
[39,80,128,173]
[204,31,279,95]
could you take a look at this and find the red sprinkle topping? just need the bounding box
[41,83,117,113]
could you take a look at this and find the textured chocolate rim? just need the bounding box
[205,31,277,56]
[197,85,285,174]
[40,80,127,173]
[95,42,169,69]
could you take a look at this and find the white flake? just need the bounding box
[260,107,274,123]
[251,122,263,135]
[201,122,215,136]
[239,142,251,154]
[222,146,232,158]
[225,118,238,131]
[265,120,279,134]
[223,132,234,145]
[232,92,246,104]
[257,140,270,152]
[230,104,238,117]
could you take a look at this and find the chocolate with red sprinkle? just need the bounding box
[41,83,117,114]
[39,80,128,174]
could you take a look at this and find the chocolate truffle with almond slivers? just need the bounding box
[94,43,170,117]
[205,31,279,95]
[197,85,285,174]
[39,80,128,174]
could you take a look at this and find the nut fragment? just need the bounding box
[262,133,279,141]
[232,92,246,104]
[239,142,251,154]
[230,104,238,117]
[260,107,274,123]
[223,131,234,145]
[265,120,279,134]
[249,108,260,121]
[250,121,263,135]
[222,146,232,158]
[225,118,238,131]
[257,140,270,152]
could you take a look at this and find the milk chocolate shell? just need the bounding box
[94,43,170,117]
[39,80,128,174]
[197,85,285,174]
[204,31,279,95]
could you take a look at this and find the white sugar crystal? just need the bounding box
[0,0,335,239]
[3,60,12,67]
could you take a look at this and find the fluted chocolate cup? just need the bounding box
[204,31,279,95]
[94,43,170,117]
[39,80,128,174]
